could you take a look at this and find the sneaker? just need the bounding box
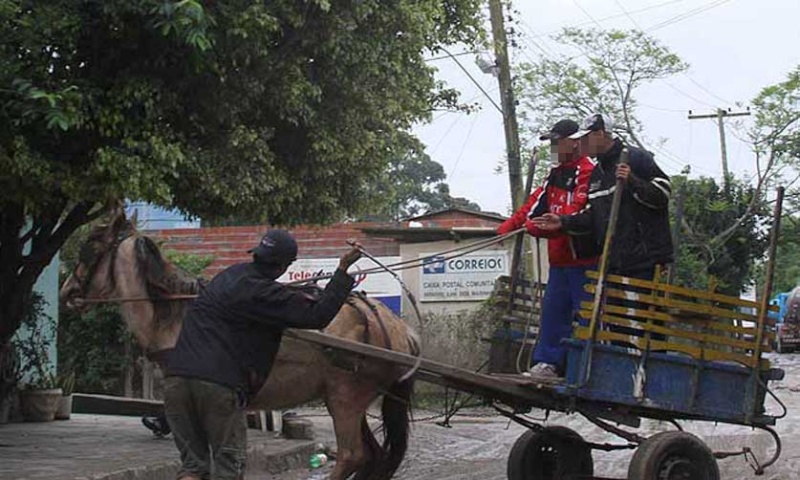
[142,415,171,437]
[523,363,561,380]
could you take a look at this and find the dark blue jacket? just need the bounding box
[167,263,354,394]
[560,139,674,276]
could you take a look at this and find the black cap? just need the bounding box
[570,113,614,139]
[539,119,580,141]
[249,229,298,265]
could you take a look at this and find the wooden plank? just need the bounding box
[579,302,776,339]
[287,330,562,409]
[585,271,779,312]
[586,285,774,325]
[572,328,764,368]
[581,311,773,352]
[72,393,163,416]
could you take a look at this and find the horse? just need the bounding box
[60,207,420,480]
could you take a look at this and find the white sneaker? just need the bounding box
[523,363,561,379]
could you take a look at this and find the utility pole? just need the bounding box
[688,108,751,189]
[489,0,523,210]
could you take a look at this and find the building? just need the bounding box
[145,208,543,317]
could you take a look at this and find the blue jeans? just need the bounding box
[533,264,596,369]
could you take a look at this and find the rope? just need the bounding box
[347,240,424,383]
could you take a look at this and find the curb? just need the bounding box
[74,439,317,480]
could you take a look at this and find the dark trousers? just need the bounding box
[164,376,247,480]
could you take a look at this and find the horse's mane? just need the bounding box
[133,236,201,326]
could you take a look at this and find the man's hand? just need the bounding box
[616,163,631,182]
[529,213,562,231]
[338,243,363,271]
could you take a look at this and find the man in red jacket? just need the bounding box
[497,119,598,379]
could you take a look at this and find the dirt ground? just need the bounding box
[252,352,800,480]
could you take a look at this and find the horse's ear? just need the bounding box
[129,209,138,227]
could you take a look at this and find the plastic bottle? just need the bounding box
[309,453,328,469]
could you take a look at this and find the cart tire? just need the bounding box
[627,431,719,480]
[507,426,593,480]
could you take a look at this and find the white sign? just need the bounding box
[419,251,508,302]
[278,257,402,313]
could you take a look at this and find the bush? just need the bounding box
[57,305,128,395]
[15,293,57,390]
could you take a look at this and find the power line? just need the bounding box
[647,0,735,32]
[612,0,728,110]
[683,74,732,105]
[449,111,481,181]
[439,47,503,114]
[430,86,500,122]
[426,50,481,62]
[661,80,717,108]
[613,0,643,29]
[528,0,688,38]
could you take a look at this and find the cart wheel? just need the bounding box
[507,426,593,480]
[627,431,719,480]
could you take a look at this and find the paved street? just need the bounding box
[256,352,800,480]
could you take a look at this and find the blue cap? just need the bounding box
[249,229,298,265]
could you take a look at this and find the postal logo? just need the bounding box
[423,256,446,274]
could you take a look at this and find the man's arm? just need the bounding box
[497,183,548,235]
[252,247,361,330]
[624,150,671,210]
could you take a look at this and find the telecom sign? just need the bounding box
[278,257,402,314]
[420,251,508,302]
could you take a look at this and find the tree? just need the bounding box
[0,0,484,345]
[516,28,688,148]
[359,133,481,221]
[671,176,769,295]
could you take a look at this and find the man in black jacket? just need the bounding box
[531,113,674,279]
[164,229,362,480]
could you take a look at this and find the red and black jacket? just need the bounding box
[498,156,598,267]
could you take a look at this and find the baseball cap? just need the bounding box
[569,113,614,139]
[539,119,580,141]
[249,229,298,265]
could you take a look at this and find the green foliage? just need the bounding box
[163,250,214,278]
[359,132,481,221]
[14,293,57,390]
[0,0,485,223]
[772,216,800,293]
[0,0,485,344]
[56,371,76,396]
[57,305,128,395]
[516,28,688,149]
[672,176,769,295]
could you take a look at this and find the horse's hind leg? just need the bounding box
[325,373,379,480]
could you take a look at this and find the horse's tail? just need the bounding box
[354,329,418,480]
[351,378,414,480]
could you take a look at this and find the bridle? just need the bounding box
[73,230,132,300]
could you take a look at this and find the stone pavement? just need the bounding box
[0,414,316,480]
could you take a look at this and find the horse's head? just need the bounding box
[60,205,138,311]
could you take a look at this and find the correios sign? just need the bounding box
[420,251,508,302]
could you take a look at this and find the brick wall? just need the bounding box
[145,223,399,278]
[144,210,507,279]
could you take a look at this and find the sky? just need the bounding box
[413,0,800,216]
